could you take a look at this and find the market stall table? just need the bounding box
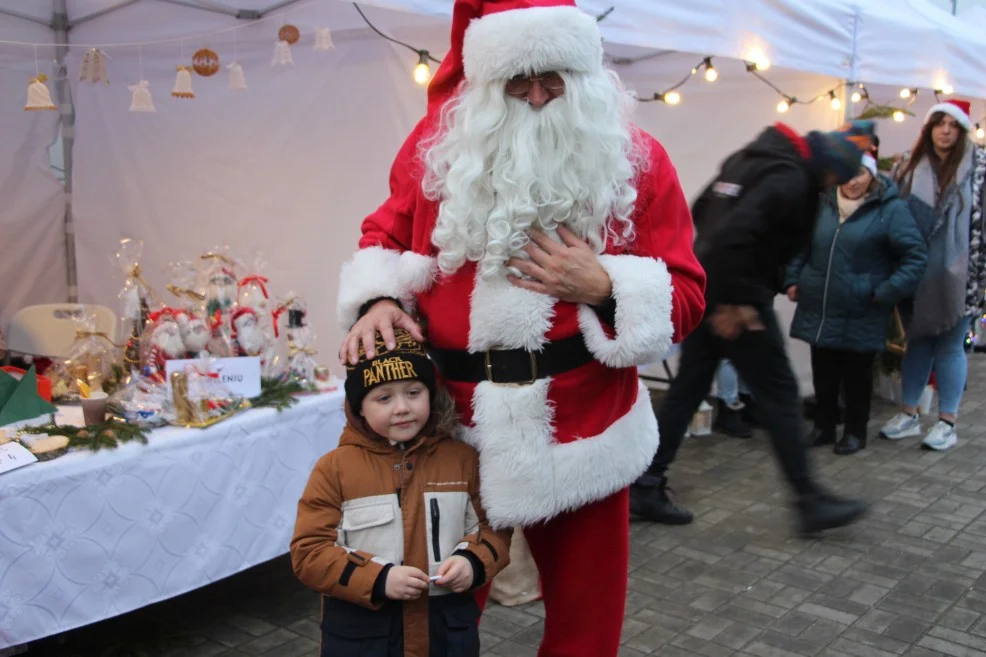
[0,389,345,649]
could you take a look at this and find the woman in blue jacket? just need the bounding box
[786,149,927,455]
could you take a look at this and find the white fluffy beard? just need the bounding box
[423,69,645,279]
[153,324,186,359]
[181,319,210,353]
[236,321,266,356]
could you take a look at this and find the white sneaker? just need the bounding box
[880,412,922,440]
[921,421,958,451]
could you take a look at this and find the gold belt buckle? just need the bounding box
[484,349,538,385]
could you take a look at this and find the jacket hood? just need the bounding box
[743,123,812,166]
[340,400,441,456]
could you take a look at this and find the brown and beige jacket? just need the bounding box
[290,407,511,655]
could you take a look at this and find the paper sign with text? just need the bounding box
[0,441,39,476]
[165,357,262,399]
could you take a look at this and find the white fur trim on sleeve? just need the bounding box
[463,6,602,84]
[461,380,658,529]
[336,247,437,331]
[578,254,674,369]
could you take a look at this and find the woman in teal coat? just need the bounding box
[786,148,927,456]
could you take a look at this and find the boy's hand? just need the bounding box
[435,555,474,593]
[384,566,429,601]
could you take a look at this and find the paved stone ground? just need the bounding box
[20,355,986,657]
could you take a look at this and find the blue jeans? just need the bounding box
[715,359,748,405]
[901,316,972,415]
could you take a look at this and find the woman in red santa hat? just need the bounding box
[336,1,707,655]
[881,99,986,451]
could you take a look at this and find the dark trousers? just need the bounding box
[810,346,876,438]
[645,305,816,496]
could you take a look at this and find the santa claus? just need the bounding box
[175,310,210,359]
[145,309,186,382]
[231,307,265,357]
[337,1,706,654]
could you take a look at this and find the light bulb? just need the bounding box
[413,51,430,85]
[664,91,681,105]
[830,96,842,111]
[704,66,718,82]
[851,91,862,103]
[899,88,911,99]
[746,48,770,71]
[893,110,905,122]
[977,126,985,140]
[942,83,954,95]
[777,99,790,113]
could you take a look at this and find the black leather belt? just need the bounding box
[426,335,594,385]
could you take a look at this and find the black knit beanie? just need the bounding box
[344,328,436,413]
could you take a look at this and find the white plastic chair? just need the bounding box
[6,304,117,359]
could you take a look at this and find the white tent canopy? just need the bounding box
[0,0,984,393]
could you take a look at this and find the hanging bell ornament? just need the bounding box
[272,40,294,66]
[314,27,335,51]
[227,62,247,90]
[79,48,109,84]
[128,79,156,112]
[24,74,57,111]
[171,65,195,98]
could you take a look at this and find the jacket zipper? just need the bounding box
[430,498,441,562]
[815,222,843,343]
[396,443,406,507]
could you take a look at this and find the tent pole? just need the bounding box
[0,7,50,25]
[53,0,78,304]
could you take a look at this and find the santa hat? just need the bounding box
[925,99,972,132]
[232,307,256,328]
[148,308,178,325]
[427,0,602,114]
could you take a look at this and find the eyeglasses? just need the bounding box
[505,71,566,97]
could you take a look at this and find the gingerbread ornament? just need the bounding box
[192,48,220,77]
[278,24,300,45]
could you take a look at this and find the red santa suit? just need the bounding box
[337,1,706,655]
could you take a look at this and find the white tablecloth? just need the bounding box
[0,390,345,648]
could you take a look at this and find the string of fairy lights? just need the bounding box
[3,1,985,143]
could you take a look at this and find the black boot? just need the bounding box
[808,427,836,447]
[713,401,752,438]
[796,489,868,536]
[630,475,693,525]
[739,393,759,427]
[834,433,866,456]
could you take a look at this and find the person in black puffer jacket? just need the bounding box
[786,146,927,456]
[631,121,874,537]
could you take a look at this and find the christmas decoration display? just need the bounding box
[283,296,317,388]
[314,27,335,51]
[128,80,156,112]
[171,65,195,98]
[227,62,247,90]
[237,252,271,314]
[24,74,57,111]
[79,48,109,83]
[192,48,220,76]
[272,40,293,66]
[141,308,186,382]
[61,308,119,399]
[115,238,152,370]
[169,365,249,428]
[278,24,301,45]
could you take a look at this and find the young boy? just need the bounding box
[291,329,511,656]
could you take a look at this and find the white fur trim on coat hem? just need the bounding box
[336,247,437,331]
[462,380,658,529]
[463,6,602,84]
[578,254,675,368]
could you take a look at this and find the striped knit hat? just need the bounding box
[805,120,876,184]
